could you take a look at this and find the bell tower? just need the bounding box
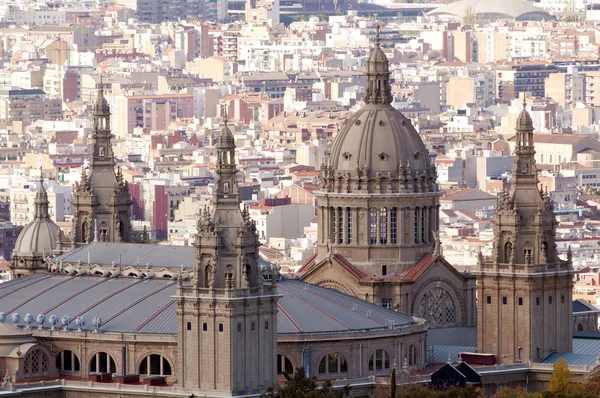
[71,84,132,247]
[175,122,280,395]
[476,98,574,364]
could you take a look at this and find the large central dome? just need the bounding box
[320,25,436,195]
[315,25,442,271]
[328,105,431,181]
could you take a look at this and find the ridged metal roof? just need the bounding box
[542,352,598,366]
[0,275,421,335]
[54,242,273,270]
[54,243,197,269]
[429,345,477,364]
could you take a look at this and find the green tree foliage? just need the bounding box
[262,367,349,398]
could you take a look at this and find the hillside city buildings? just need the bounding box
[1,0,600,395]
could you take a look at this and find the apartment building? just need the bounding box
[446,75,495,108]
[112,93,194,138]
[545,68,585,109]
[0,89,62,127]
[495,62,557,100]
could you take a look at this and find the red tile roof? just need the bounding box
[401,254,435,281]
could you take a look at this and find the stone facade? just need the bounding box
[299,26,476,329]
[175,122,280,395]
[475,101,575,364]
[71,88,132,247]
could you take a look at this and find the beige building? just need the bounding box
[186,56,237,82]
[545,70,584,109]
[446,75,495,108]
[584,71,600,106]
[507,133,600,166]
[475,103,574,364]
[478,32,510,63]
[0,88,62,128]
[452,31,472,63]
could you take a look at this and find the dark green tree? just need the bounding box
[262,367,349,398]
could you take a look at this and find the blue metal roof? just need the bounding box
[429,345,477,364]
[0,275,421,335]
[542,352,598,366]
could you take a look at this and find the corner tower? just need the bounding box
[175,122,280,395]
[476,100,574,364]
[71,86,132,246]
[315,26,442,273]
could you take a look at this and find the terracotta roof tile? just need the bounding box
[401,254,435,281]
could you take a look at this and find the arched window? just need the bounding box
[578,323,584,332]
[417,287,457,327]
[276,354,293,376]
[99,146,105,157]
[318,352,348,375]
[56,350,80,373]
[406,345,418,366]
[139,354,172,376]
[368,349,390,373]
[23,349,49,378]
[504,242,513,263]
[225,264,234,282]
[542,241,549,259]
[223,182,229,194]
[89,352,116,374]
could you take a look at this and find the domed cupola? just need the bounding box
[516,98,533,132]
[11,170,64,278]
[93,84,110,117]
[320,24,438,196]
[315,24,443,271]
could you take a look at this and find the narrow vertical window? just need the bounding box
[379,208,388,244]
[390,207,397,244]
[331,207,337,244]
[414,208,419,244]
[369,207,377,244]
[346,208,352,244]
[337,207,343,244]
[421,207,426,243]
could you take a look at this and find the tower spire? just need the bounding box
[364,22,392,105]
[214,119,237,206]
[33,167,49,220]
